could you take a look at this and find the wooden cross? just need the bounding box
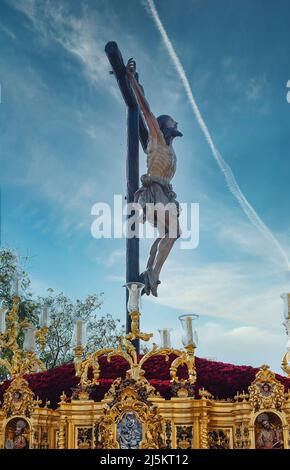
[105,41,148,353]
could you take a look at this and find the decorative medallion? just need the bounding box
[248,365,285,411]
[3,376,34,418]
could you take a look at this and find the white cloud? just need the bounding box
[147,258,287,329]
[216,218,289,270]
[144,319,285,373]
[8,0,112,85]
[197,322,285,372]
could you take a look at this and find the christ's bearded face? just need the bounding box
[163,117,183,139]
[262,420,271,430]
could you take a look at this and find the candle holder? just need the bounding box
[0,293,46,380]
[73,345,85,377]
[124,283,153,342]
[179,314,199,349]
[35,326,49,352]
[168,315,199,386]
[125,282,144,313]
[73,302,198,391]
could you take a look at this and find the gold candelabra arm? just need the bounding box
[73,346,84,378]
[19,351,46,375]
[0,294,47,380]
[139,344,182,368]
[119,337,138,363]
[170,345,197,385]
[35,326,48,352]
[0,357,13,378]
[282,351,290,376]
[19,318,31,328]
[125,310,153,342]
[74,345,133,387]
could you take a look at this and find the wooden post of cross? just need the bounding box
[105,41,148,354]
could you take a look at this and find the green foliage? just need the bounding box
[0,249,39,380]
[0,248,125,374]
[0,248,37,321]
[86,314,125,354]
[38,290,124,369]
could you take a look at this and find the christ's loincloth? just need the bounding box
[134,174,180,226]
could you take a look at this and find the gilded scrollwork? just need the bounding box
[3,376,35,418]
[77,427,92,449]
[176,425,193,449]
[208,429,230,449]
[73,311,197,389]
[248,364,285,411]
[95,378,165,449]
[234,422,251,449]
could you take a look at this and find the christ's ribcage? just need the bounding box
[146,141,176,181]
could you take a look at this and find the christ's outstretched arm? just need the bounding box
[126,59,164,144]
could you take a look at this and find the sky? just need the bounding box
[1,0,290,373]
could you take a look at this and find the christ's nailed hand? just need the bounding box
[126,58,136,75]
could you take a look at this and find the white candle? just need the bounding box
[0,307,6,334]
[158,329,172,348]
[76,320,83,347]
[23,326,35,352]
[13,277,19,296]
[40,306,49,328]
[281,293,290,320]
[185,316,193,344]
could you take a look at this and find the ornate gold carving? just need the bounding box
[176,425,193,449]
[248,364,285,411]
[282,351,290,376]
[199,415,209,449]
[77,427,92,449]
[59,391,67,404]
[58,417,66,449]
[0,296,46,380]
[165,420,172,449]
[208,429,230,449]
[234,422,251,449]
[35,326,48,352]
[198,388,211,449]
[95,378,165,449]
[0,362,290,449]
[169,345,196,385]
[3,376,34,418]
[75,335,196,389]
[234,391,249,402]
[125,310,153,342]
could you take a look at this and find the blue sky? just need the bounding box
[1,0,290,372]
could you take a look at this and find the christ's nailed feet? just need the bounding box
[140,268,161,297]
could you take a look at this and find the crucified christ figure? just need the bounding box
[126,59,183,297]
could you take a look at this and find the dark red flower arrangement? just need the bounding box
[1,355,289,409]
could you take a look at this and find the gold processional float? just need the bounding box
[1,282,290,449]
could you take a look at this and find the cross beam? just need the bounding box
[105,41,148,354]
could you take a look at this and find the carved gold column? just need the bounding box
[58,416,66,449]
[199,388,210,449]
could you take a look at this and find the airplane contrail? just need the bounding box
[145,0,290,270]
